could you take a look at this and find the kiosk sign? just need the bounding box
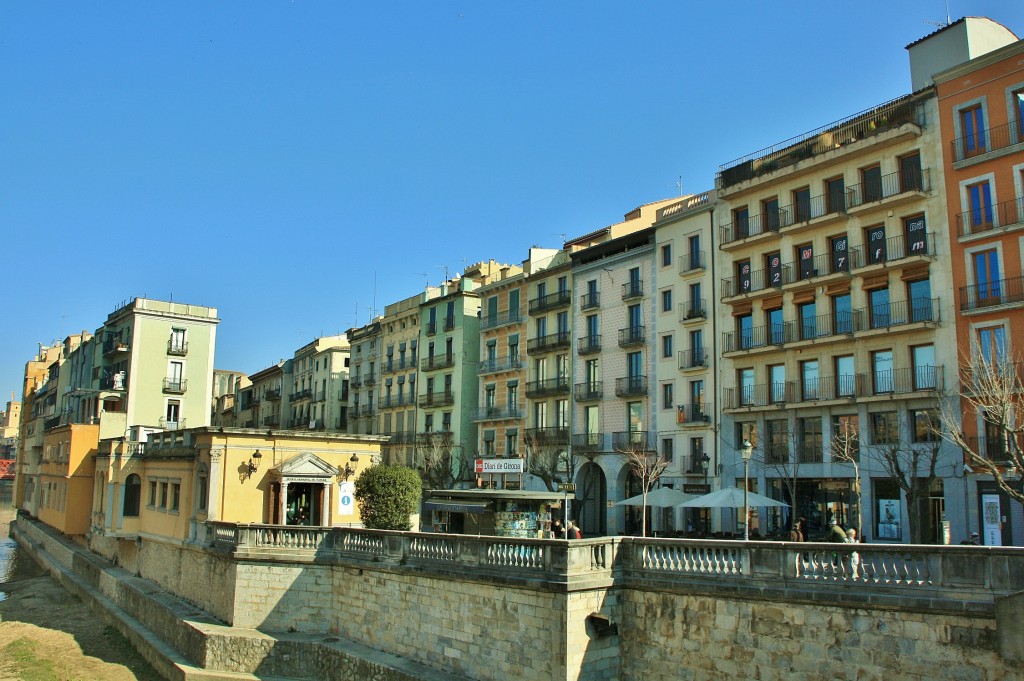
[476,458,525,474]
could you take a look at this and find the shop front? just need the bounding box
[424,489,564,537]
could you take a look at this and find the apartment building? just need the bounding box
[377,294,421,466]
[348,322,381,435]
[929,19,1024,545]
[714,70,962,542]
[285,335,349,432]
[211,369,248,428]
[566,199,676,537]
[652,191,719,534]
[473,258,532,486]
[242,363,284,430]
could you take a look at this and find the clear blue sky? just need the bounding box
[2,2,1020,403]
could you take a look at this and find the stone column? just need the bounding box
[280,480,289,524]
[207,448,222,522]
[321,482,331,526]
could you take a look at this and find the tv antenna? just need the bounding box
[415,272,430,288]
[437,265,450,283]
[676,176,683,196]
[923,0,951,28]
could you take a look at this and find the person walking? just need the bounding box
[567,520,582,539]
[826,519,847,542]
[551,518,565,539]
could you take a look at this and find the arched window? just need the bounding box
[123,474,141,517]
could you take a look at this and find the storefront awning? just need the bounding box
[424,501,490,514]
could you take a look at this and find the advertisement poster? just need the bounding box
[876,498,900,539]
[982,493,1002,546]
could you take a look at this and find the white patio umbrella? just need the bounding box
[615,487,694,508]
[675,486,789,509]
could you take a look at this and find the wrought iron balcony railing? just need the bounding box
[524,427,569,445]
[580,292,600,310]
[679,251,705,273]
[959,275,1024,312]
[615,376,648,397]
[471,406,523,421]
[528,290,572,314]
[167,340,188,356]
[577,335,601,355]
[618,326,645,348]
[572,433,605,452]
[524,377,570,398]
[612,431,651,451]
[677,403,709,423]
[845,168,928,208]
[162,378,187,394]
[418,390,455,408]
[480,309,522,330]
[680,300,707,321]
[622,281,644,300]
[574,381,602,401]
[478,356,523,374]
[678,349,707,370]
[950,119,1022,162]
[527,331,571,354]
[956,196,1024,238]
[421,354,456,371]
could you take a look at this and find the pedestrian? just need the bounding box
[960,531,981,545]
[845,527,862,579]
[798,517,808,541]
[844,527,859,543]
[551,518,565,539]
[567,519,582,539]
[788,521,803,542]
[826,519,847,543]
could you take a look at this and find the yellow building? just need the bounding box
[91,427,388,546]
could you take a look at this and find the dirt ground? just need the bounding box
[0,507,164,681]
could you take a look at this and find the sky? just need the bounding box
[1,1,1021,403]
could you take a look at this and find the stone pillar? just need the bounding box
[280,481,289,524]
[321,482,331,527]
[207,448,222,521]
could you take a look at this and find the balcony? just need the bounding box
[960,276,1024,313]
[421,354,456,371]
[622,281,644,301]
[418,390,455,408]
[717,93,924,189]
[290,388,313,401]
[679,300,707,322]
[577,335,601,355]
[957,197,1024,238]
[363,376,376,388]
[265,387,282,401]
[350,376,363,388]
[417,430,454,444]
[618,326,645,348]
[574,381,602,401]
[471,406,523,421]
[480,309,522,330]
[793,375,863,402]
[443,316,456,332]
[478,356,522,374]
[615,376,648,397]
[359,404,375,417]
[679,251,705,274]
[677,403,710,424]
[388,431,417,445]
[850,232,935,270]
[524,377,570,398]
[158,417,187,431]
[102,338,130,356]
[572,433,605,453]
[527,331,570,354]
[719,210,782,246]
[528,290,571,314]
[167,340,188,356]
[678,349,707,370]
[263,415,280,427]
[612,431,652,451]
[864,298,939,332]
[162,378,187,394]
[870,366,945,396]
[845,168,929,212]
[524,427,569,446]
[580,292,600,311]
[378,395,410,409]
[426,321,437,336]
[950,119,1023,163]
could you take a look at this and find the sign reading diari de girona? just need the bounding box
[475,458,525,474]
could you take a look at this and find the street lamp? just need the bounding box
[700,452,711,535]
[740,439,753,541]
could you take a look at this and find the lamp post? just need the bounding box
[700,452,710,535]
[740,439,753,541]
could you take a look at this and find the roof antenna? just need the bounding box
[676,176,683,197]
[923,0,951,28]
[415,272,430,288]
[437,265,450,282]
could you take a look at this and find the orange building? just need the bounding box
[930,19,1023,545]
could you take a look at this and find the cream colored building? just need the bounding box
[347,322,382,435]
[284,335,349,432]
[211,369,248,428]
[377,294,421,466]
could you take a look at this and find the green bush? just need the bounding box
[354,464,422,530]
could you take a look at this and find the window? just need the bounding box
[960,104,986,157]
[966,181,994,231]
[862,164,882,203]
[830,235,849,273]
[507,384,519,410]
[767,308,784,344]
[734,206,750,238]
[661,334,673,359]
[483,431,495,456]
[904,214,927,256]
[872,350,893,394]
[166,400,181,428]
[793,187,811,222]
[171,483,180,512]
[688,235,702,269]
[628,267,641,296]
[628,304,642,331]
[797,243,815,280]
[766,420,788,463]
[662,383,674,409]
[689,380,704,416]
[739,368,754,406]
[627,351,643,382]
[869,287,890,328]
[736,422,758,449]
[832,414,860,461]
[799,301,817,340]
[769,364,786,403]
[908,278,932,322]
[766,251,783,288]
[661,438,674,463]
[688,282,703,316]
[737,314,753,350]
[505,431,518,457]
[123,474,141,517]
[762,197,780,231]
[169,328,186,353]
[899,152,922,192]
[801,360,819,400]
[799,417,823,463]
[661,289,673,313]
[159,481,168,509]
[826,176,845,213]
[835,355,855,397]
[973,248,1001,305]
[977,326,1007,364]
[912,345,935,390]
[736,259,752,294]
[661,244,672,267]
[832,293,852,334]
[584,359,599,388]
[1015,88,1024,139]
[865,224,887,264]
[911,409,939,442]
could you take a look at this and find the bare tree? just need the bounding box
[615,434,669,538]
[940,349,1024,505]
[830,416,863,535]
[413,433,470,490]
[862,408,943,544]
[755,419,803,536]
[523,432,581,493]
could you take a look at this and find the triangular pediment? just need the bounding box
[275,451,338,478]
